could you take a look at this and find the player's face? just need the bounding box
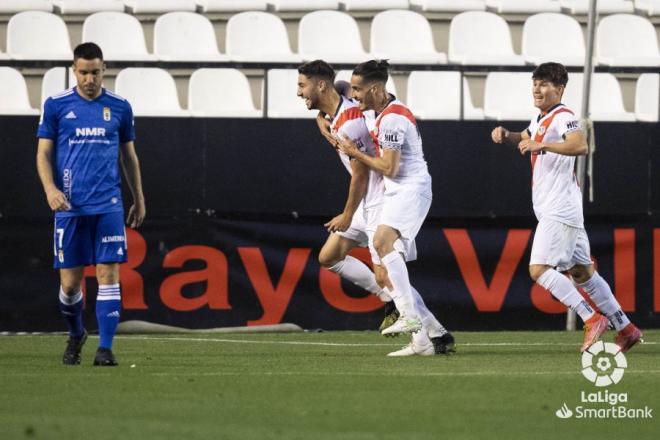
[350,75,374,111]
[73,58,105,99]
[532,79,564,112]
[297,74,320,110]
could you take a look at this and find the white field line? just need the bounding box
[112,335,658,348]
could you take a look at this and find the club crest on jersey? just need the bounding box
[58,250,64,263]
[538,126,546,135]
[103,107,111,121]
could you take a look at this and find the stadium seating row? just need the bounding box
[0,10,659,65]
[1,66,657,121]
[1,1,660,16]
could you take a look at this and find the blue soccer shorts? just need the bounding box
[53,211,128,269]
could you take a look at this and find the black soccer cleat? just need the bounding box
[431,333,456,355]
[63,330,88,365]
[93,347,118,367]
[379,301,400,337]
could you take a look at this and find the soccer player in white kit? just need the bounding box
[336,60,445,342]
[491,62,642,353]
[298,60,454,355]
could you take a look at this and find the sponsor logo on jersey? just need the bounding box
[65,111,77,119]
[75,127,107,137]
[103,107,111,121]
[566,120,579,130]
[383,132,399,143]
[102,235,125,243]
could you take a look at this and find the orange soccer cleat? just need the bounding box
[580,313,609,353]
[615,324,644,353]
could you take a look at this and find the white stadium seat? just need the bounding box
[41,67,76,108]
[522,13,585,66]
[409,0,486,11]
[484,72,537,121]
[0,0,52,13]
[154,12,228,61]
[370,10,447,64]
[562,73,636,121]
[196,0,268,12]
[188,68,262,117]
[0,67,40,115]
[83,12,157,61]
[7,11,72,60]
[486,0,560,13]
[635,0,660,15]
[635,73,659,122]
[407,71,483,120]
[559,0,634,14]
[269,0,339,11]
[298,11,369,64]
[52,0,125,14]
[448,11,524,65]
[340,0,409,10]
[596,14,660,66]
[334,69,398,96]
[266,69,317,118]
[123,0,197,13]
[226,12,302,62]
[115,68,189,116]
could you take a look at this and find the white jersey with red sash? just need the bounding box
[370,97,432,194]
[527,103,583,227]
[330,96,384,210]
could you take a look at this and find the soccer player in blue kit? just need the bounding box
[36,42,145,366]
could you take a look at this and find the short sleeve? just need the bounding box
[338,117,370,155]
[119,101,136,143]
[555,111,581,139]
[378,114,406,151]
[37,98,58,140]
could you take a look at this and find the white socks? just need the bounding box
[537,269,595,322]
[328,256,392,302]
[578,272,630,331]
[411,286,447,338]
[380,251,418,318]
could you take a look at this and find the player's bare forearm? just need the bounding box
[352,149,399,178]
[540,131,588,156]
[343,161,368,218]
[36,138,71,211]
[492,126,527,147]
[120,142,146,227]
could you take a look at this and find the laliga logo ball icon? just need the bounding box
[581,341,627,387]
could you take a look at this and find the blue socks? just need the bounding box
[96,283,121,349]
[59,288,84,338]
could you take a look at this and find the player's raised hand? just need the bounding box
[518,139,543,155]
[336,135,359,158]
[126,199,146,228]
[491,126,509,144]
[324,213,352,233]
[45,187,71,212]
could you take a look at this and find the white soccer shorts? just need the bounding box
[530,218,593,272]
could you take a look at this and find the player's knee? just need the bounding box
[529,265,548,282]
[318,248,340,269]
[372,237,391,258]
[96,264,119,285]
[568,265,593,284]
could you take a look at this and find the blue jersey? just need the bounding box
[37,87,135,218]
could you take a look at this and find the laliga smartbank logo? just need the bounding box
[555,342,653,420]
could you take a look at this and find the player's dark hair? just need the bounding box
[532,62,568,87]
[73,42,104,61]
[297,60,336,84]
[352,60,389,84]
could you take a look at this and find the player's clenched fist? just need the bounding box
[491,126,509,144]
[45,187,71,212]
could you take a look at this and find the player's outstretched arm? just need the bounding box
[119,141,146,228]
[324,154,369,233]
[336,136,400,178]
[519,130,587,156]
[491,126,527,146]
[36,138,71,212]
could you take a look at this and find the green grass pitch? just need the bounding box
[1,330,658,440]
